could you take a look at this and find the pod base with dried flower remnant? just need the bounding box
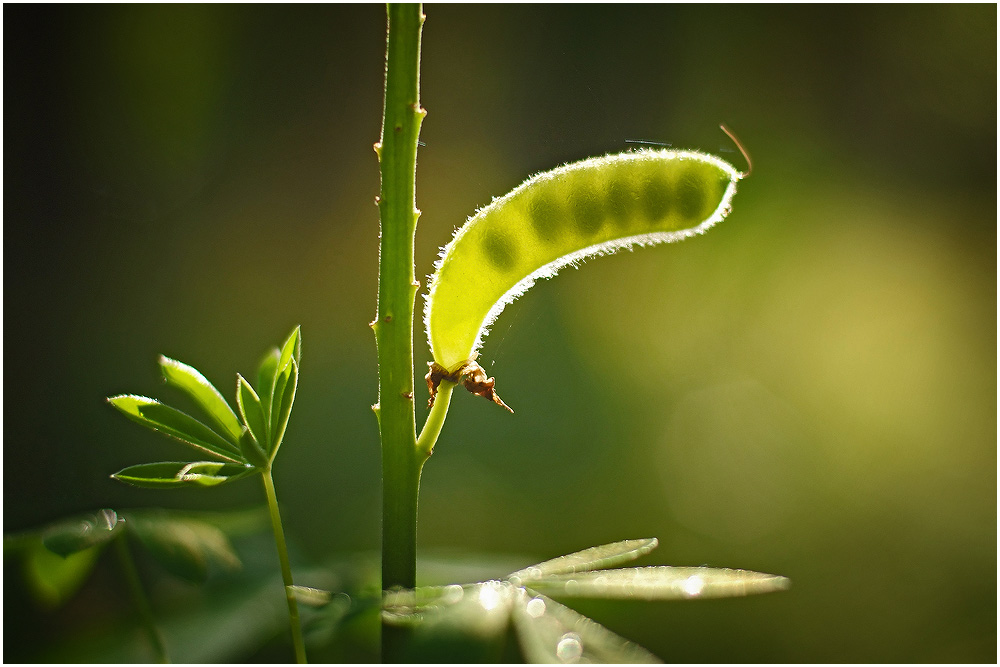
[426,359,512,413]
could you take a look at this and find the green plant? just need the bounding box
[7,4,788,663]
[373,3,783,663]
[107,327,306,662]
[4,506,265,663]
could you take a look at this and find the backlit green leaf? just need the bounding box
[23,541,102,608]
[159,356,243,443]
[509,538,659,583]
[277,325,302,371]
[239,428,269,469]
[382,581,514,648]
[526,566,791,601]
[236,375,268,450]
[269,358,298,456]
[511,589,660,663]
[384,582,660,663]
[111,461,256,488]
[288,584,334,607]
[256,347,280,420]
[108,395,242,462]
[125,510,241,582]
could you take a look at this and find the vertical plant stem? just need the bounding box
[374,2,425,593]
[114,534,169,663]
[373,4,425,661]
[262,469,307,664]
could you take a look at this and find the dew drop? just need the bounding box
[682,575,706,597]
[526,596,546,618]
[556,633,583,663]
[478,581,504,611]
[443,584,464,604]
[97,509,119,530]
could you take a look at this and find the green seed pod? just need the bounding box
[425,148,744,371]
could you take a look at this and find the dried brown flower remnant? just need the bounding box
[425,359,513,413]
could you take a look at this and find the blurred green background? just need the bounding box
[5,4,995,662]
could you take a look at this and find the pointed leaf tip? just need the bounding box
[276,326,301,376]
[108,395,242,462]
[510,538,661,583]
[527,566,791,601]
[158,356,243,443]
[111,461,256,488]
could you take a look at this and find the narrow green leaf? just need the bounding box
[159,356,243,443]
[276,326,301,376]
[236,375,268,451]
[382,584,471,622]
[239,428,269,469]
[288,584,334,608]
[269,358,298,456]
[125,511,242,582]
[108,395,242,462]
[509,538,659,583]
[511,589,660,663]
[256,347,280,421]
[42,509,123,557]
[23,541,102,608]
[255,328,299,429]
[111,461,257,488]
[526,566,791,601]
[382,581,514,641]
[270,364,290,437]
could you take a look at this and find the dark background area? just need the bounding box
[5,4,996,662]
